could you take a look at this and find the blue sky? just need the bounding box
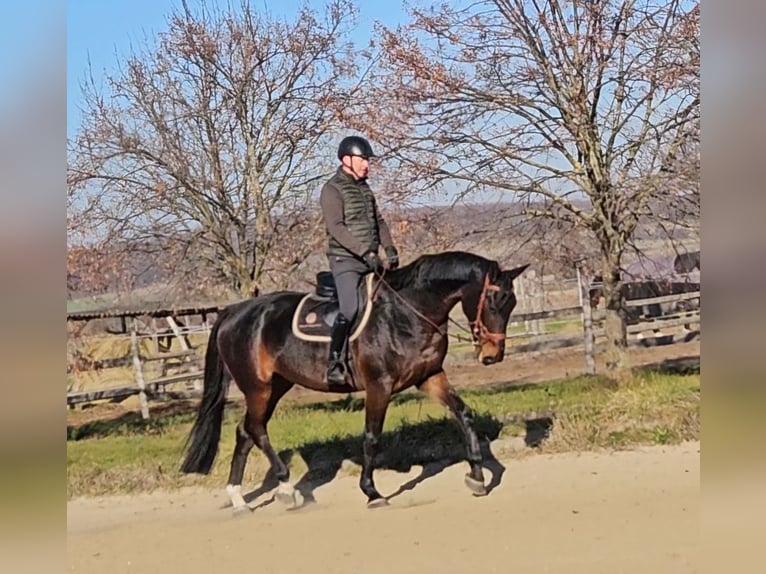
[1,2,64,111]
[67,0,409,137]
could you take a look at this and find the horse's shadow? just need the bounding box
[242,413,508,509]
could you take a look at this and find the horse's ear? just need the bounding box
[505,264,530,281]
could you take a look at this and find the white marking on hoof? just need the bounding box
[226,484,249,514]
[275,481,303,509]
[232,504,251,517]
[464,474,487,496]
[367,497,390,509]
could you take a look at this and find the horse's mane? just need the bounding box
[384,251,499,291]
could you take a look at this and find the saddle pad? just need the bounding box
[291,273,376,343]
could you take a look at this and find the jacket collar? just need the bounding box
[336,165,367,184]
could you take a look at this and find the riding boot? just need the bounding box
[326,314,352,385]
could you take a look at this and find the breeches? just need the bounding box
[328,256,367,321]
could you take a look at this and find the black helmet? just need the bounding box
[337,136,375,160]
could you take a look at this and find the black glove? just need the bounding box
[384,246,400,270]
[362,250,384,273]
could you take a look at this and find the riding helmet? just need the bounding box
[337,136,375,160]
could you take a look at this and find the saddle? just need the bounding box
[291,272,376,342]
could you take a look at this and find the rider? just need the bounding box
[319,135,399,385]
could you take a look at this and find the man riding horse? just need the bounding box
[319,135,399,385]
[180,135,531,511]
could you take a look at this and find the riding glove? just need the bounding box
[362,250,384,273]
[384,246,400,270]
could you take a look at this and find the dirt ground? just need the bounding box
[443,338,698,388]
[67,441,700,573]
[67,340,700,572]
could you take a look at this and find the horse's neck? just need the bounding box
[392,279,468,326]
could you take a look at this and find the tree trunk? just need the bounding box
[601,260,629,376]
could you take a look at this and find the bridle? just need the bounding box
[469,273,506,345]
[372,270,507,347]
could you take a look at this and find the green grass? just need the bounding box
[446,316,582,354]
[507,316,581,335]
[67,369,700,499]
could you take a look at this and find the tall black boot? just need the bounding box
[326,314,352,385]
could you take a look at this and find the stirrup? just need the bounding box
[326,361,347,384]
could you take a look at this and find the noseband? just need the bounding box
[470,273,506,345]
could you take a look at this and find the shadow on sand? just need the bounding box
[240,413,525,510]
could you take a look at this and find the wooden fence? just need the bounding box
[502,289,700,371]
[448,265,700,374]
[67,306,221,419]
[66,278,700,418]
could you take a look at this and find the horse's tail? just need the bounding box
[180,313,230,475]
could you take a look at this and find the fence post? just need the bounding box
[166,315,201,392]
[533,274,545,334]
[517,274,529,334]
[576,261,596,375]
[150,317,160,353]
[130,318,150,420]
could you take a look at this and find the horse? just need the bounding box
[673,250,701,275]
[589,275,701,338]
[180,251,528,512]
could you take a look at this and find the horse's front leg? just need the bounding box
[360,382,391,508]
[418,371,487,496]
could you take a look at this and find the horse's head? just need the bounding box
[461,263,529,365]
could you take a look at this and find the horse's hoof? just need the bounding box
[232,505,251,517]
[464,474,488,496]
[367,497,390,509]
[276,484,304,510]
[290,490,305,509]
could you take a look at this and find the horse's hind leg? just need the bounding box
[247,376,302,508]
[418,371,487,496]
[226,419,255,515]
[224,375,295,513]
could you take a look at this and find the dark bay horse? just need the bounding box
[673,250,701,274]
[181,251,528,511]
[589,275,701,340]
[589,276,701,322]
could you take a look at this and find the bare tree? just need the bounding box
[368,0,699,371]
[68,0,371,297]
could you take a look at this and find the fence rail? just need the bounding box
[511,306,582,323]
[66,372,204,406]
[67,283,700,418]
[67,311,212,418]
[624,291,700,307]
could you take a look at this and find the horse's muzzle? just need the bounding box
[477,340,505,366]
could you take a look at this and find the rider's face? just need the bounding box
[342,155,370,180]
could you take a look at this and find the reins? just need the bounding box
[371,268,502,346]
